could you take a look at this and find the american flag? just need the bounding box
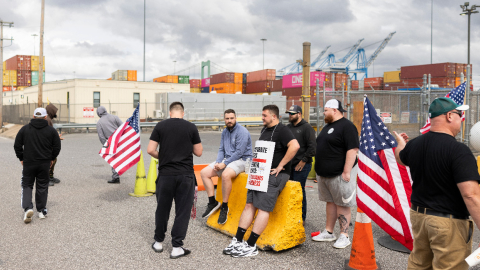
[357,96,414,251]
[420,82,466,134]
[99,104,141,176]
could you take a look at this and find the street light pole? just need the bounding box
[143,0,146,82]
[32,34,38,56]
[460,2,478,65]
[261,38,267,69]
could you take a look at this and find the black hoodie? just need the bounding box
[287,119,316,165]
[14,118,61,164]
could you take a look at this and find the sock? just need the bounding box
[247,232,260,247]
[221,202,228,210]
[235,227,247,241]
[327,230,333,234]
[208,196,216,205]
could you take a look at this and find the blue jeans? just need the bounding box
[290,162,312,222]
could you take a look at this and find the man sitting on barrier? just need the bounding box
[200,109,252,224]
[223,104,299,258]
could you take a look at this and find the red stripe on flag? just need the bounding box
[102,130,137,159]
[108,137,140,166]
[357,180,397,214]
[358,160,391,192]
[252,158,267,163]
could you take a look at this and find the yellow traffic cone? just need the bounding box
[129,151,153,197]
[146,157,158,194]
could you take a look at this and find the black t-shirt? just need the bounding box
[400,131,480,216]
[149,118,201,176]
[259,122,296,175]
[315,117,359,177]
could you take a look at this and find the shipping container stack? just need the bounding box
[153,75,178,83]
[282,71,326,107]
[111,70,137,81]
[189,79,201,93]
[209,72,244,94]
[245,69,277,95]
[201,77,210,93]
[381,63,472,90]
[3,55,46,91]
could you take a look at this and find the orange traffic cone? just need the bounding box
[345,208,380,270]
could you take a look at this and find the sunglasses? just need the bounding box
[288,112,298,115]
[444,111,462,117]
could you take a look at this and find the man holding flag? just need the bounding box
[394,96,480,270]
[96,106,123,183]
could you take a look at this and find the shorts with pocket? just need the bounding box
[246,173,290,212]
[208,159,246,177]
[316,174,356,207]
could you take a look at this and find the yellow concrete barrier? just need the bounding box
[206,173,305,251]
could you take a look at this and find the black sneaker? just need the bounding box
[202,201,220,218]
[49,180,55,186]
[108,178,120,184]
[218,207,229,225]
[50,177,61,183]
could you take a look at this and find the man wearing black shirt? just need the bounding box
[312,99,358,249]
[394,97,480,270]
[224,105,299,258]
[147,102,203,259]
[286,105,316,222]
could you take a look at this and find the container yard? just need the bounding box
[2,55,45,90]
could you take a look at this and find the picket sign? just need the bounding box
[246,140,275,192]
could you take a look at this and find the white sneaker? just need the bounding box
[152,241,163,253]
[333,234,351,249]
[231,241,258,258]
[38,209,47,219]
[223,237,243,255]
[312,229,337,242]
[24,209,34,224]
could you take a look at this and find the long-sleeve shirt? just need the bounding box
[216,123,252,165]
[287,119,316,164]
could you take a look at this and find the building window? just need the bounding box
[93,92,100,108]
[133,93,140,108]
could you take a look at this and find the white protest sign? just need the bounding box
[246,140,275,192]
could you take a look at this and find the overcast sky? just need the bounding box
[1,0,479,85]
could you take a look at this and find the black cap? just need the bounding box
[286,105,302,114]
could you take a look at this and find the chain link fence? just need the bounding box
[3,89,480,151]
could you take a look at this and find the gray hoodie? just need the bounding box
[96,106,123,145]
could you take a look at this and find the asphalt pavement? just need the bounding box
[1,129,479,269]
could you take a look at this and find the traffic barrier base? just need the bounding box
[206,173,305,251]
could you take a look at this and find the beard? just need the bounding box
[226,121,236,129]
[324,114,334,124]
[289,115,299,124]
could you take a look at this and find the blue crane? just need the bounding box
[278,45,331,76]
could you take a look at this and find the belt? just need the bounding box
[411,204,469,220]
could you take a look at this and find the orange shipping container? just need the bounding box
[190,88,201,93]
[153,75,178,83]
[234,83,242,93]
[209,83,236,94]
[127,70,137,81]
[234,73,243,84]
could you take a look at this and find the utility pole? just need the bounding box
[301,42,311,123]
[38,0,45,107]
[0,19,14,128]
[261,38,267,69]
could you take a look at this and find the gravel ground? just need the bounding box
[1,129,479,270]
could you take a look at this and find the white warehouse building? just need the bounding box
[2,79,189,124]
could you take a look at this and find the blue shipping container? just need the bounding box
[201,87,209,93]
[31,71,45,86]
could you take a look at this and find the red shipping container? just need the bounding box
[401,63,456,79]
[3,86,17,92]
[17,70,32,87]
[245,80,274,94]
[247,69,276,83]
[210,72,235,85]
[285,96,319,108]
[455,63,473,77]
[272,79,283,92]
[282,87,319,97]
[364,77,384,87]
[189,79,201,88]
[352,80,359,90]
[6,55,31,71]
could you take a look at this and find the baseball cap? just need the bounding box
[325,99,347,112]
[429,97,469,118]
[286,105,302,114]
[33,108,48,117]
